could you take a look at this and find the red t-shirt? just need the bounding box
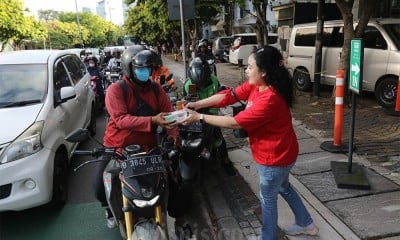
[215,81,298,166]
[103,77,177,148]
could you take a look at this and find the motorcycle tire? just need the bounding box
[131,220,168,240]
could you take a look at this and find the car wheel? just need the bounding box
[49,150,69,208]
[88,104,97,136]
[293,68,311,91]
[375,77,397,108]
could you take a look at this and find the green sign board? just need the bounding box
[349,39,363,94]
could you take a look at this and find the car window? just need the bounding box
[268,35,278,44]
[63,55,86,84]
[0,64,47,105]
[53,59,72,103]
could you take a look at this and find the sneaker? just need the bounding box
[284,223,319,236]
[104,207,117,229]
[222,161,237,176]
[175,223,193,240]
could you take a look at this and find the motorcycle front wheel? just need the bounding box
[131,219,168,240]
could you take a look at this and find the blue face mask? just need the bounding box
[134,68,150,82]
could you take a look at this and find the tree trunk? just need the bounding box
[335,0,377,102]
[252,0,268,48]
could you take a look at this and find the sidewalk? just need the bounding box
[215,108,400,240]
[162,55,400,240]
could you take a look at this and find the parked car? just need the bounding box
[0,50,96,211]
[287,18,400,108]
[229,33,279,65]
[212,36,234,61]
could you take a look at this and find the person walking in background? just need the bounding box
[182,46,318,240]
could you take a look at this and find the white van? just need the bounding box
[287,18,400,108]
[229,33,278,65]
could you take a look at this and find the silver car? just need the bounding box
[0,50,96,211]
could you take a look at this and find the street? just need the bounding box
[0,110,216,240]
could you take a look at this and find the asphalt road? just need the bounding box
[0,109,215,240]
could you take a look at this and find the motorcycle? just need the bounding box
[90,75,105,115]
[105,66,123,88]
[65,128,174,240]
[173,85,217,188]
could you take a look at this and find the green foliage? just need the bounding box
[0,0,47,50]
[124,0,180,44]
[58,11,123,47]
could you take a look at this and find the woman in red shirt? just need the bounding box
[183,46,318,240]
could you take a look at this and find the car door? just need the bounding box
[62,55,91,129]
[52,58,80,148]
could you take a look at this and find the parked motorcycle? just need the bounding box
[90,75,105,115]
[65,128,173,240]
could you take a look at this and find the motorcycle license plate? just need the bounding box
[121,155,165,177]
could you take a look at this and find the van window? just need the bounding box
[268,35,278,44]
[295,27,340,47]
[294,28,316,46]
[383,23,400,49]
[362,26,387,49]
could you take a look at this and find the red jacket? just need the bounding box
[215,81,298,166]
[104,76,177,149]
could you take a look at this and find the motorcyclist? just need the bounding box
[195,40,215,62]
[96,46,191,238]
[102,47,112,66]
[149,50,176,90]
[107,48,121,70]
[86,55,105,102]
[183,57,236,176]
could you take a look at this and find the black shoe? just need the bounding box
[222,161,237,176]
[175,223,193,240]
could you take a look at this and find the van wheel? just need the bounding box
[293,69,311,91]
[375,77,397,108]
[49,151,69,208]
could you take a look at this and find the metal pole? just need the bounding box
[74,0,83,48]
[179,0,187,79]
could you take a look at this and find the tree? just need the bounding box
[58,11,123,47]
[335,0,378,75]
[124,0,180,46]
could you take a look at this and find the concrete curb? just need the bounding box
[203,172,246,240]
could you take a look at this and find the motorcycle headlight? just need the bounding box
[141,187,153,198]
[0,121,44,164]
[133,195,160,208]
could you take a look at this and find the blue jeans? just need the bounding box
[256,163,313,240]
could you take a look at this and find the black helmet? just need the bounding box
[132,50,154,68]
[149,50,163,67]
[121,45,147,79]
[188,57,211,89]
[86,55,98,65]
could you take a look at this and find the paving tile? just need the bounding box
[297,167,400,202]
[326,191,400,240]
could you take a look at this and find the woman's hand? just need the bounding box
[184,101,198,110]
[181,107,200,125]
